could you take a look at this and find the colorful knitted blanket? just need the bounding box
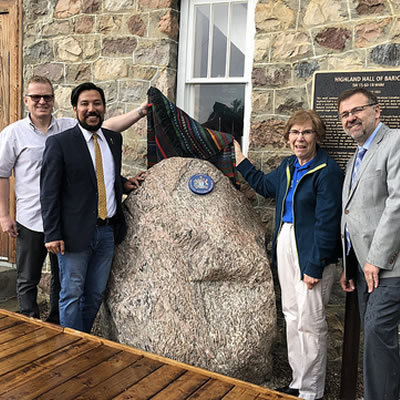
[146,87,238,186]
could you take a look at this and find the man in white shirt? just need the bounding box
[0,76,146,323]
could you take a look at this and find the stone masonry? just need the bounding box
[249,0,400,223]
[22,0,400,222]
[22,0,179,178]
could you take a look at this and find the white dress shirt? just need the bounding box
[78,125,117,219]
[0,116,77,232]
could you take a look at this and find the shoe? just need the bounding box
[275,386,299,396]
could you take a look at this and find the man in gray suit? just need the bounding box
[339,88,400,400]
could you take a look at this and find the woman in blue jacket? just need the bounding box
[235,110,343,400]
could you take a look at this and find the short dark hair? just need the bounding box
[283,109,326,142]
[26,75,54,94]
[337,88,378,109]
[71,82,106,107]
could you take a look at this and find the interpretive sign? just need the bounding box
[312,70,400,170]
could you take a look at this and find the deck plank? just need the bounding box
[0,310,297,400]
[150,370,210,400]
[0,321,41,344]
[221,387,262,399]
[0,316,21,331]
[0,339,98,393]
[186,378,234,399]
[256,392,299,399]
[37,351,142,400]
[0,327,60,358]
[0,345,119,399]
[113,363,186,400]
[73,356,163,400]
[0,332,79,376]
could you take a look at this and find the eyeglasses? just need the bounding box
[339,103,377,120]
[25,94,54,102]
[289,129,315,136]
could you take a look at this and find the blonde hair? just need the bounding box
[25,75,54,94]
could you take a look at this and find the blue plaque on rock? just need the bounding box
[188,174,214,195]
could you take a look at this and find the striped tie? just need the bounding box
[93,133,107,220]
[351,147,366,188]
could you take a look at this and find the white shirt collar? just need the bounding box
[359,121,382,151]
[78,124,104,143]
[27,114,56,132]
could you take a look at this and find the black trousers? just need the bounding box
[16,223,60,323]
[356,265,400,400]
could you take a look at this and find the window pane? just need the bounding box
[211,4,228,78]
[193,83,245,141]
[193,5,210,78]
[229,3,247,77]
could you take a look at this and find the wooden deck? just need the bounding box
[0,309,297,400]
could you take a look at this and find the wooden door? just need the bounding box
[0,0,22,263]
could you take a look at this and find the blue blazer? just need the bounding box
[40,125,127,252]
[237,147,343,279]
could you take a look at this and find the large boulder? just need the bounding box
[98,157,277,383]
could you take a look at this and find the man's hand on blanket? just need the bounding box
[136,101,151,119]
[234,140,246,165]
[124,171,146,192]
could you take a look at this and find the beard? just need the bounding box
[77,112,104,132]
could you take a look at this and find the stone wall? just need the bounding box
[22,0,179,177]
[249,0,400,224]
[22,0,400,224]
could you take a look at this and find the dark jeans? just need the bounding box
[16,223,60,323]
[57,225,114,333]
[356,266,400,400]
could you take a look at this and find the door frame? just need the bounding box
[0,0,22,263]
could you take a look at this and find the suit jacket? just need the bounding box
[40,125,127,252]
[341,123,400,279]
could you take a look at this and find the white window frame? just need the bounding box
[177,0,256,155]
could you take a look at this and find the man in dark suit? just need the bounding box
[339,88,400,400]
[40,82,143,333]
